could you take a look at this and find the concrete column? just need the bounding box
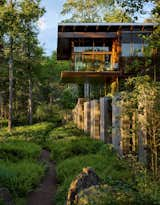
[84,82,90,98]
[112,95,123,156]
[77,98,86,130]
[100,97,112,143]
[90,100,100,139]
[84,101,91,133]
[73,105,78,126]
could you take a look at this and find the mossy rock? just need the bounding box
[76,184,145,205]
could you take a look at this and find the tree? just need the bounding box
[61,0,114,22]
[116,0,151,20]
[0,0,22,131]
[103,8,133,22]
[121,76,160,176]
[61,0,154,22]
[19,0,45,125]
[0,0,45,129]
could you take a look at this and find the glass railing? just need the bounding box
[74,53,119,71]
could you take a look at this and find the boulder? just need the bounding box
[66,167,101,205]
[76,184,144,205]
[0,188,14,205]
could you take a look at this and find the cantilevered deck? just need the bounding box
[61,71,121,83]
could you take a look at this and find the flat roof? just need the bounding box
[58,22,156,27]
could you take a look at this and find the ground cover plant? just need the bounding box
[49,123,160,205]
[0,122,56,145]
[0,141,41,161]
[0,160,45,196]
[0,122,54,204]
[0,122,160,205]
[49,122,84,140]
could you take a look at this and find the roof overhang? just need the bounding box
[58,22,156,27]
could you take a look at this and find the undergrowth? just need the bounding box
[0,160,45,196]
[0,141,41,161]
[49,122,160,205]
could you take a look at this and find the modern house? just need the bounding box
[57,23,158,158]
[57,23,157,97]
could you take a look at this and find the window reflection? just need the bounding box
[122,43,146,57]
[74,46,116,71]
[74,53,113,71]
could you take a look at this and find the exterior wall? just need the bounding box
[72,96,149,164]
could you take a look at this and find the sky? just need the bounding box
[38,0,65,56]
[38,1,153,56]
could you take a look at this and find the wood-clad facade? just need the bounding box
[57,23,156,91]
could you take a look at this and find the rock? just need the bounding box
[66,167,101,205]
[76,185,109,205]
[76,184,143,205]
[0,188,14,205]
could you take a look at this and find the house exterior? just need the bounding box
[57,23,159,158]
[57,23,157,97]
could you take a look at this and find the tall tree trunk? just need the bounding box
[8,37,13,131]
[28,76,33,125]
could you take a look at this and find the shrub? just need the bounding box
[50,137,105,162]
[35,103,62,123]
[49,122,84,140]
[55,149,132,205]
[0,160,45,196]
[0,141,41,161]
[0,122,55,146]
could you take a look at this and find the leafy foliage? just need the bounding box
[0,160,45,196]
[0,122,56,145]
[50,137,105,162]
[0,141,41,161]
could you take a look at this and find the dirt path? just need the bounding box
[27,150,57,205]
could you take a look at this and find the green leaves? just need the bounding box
[61,0,112,22]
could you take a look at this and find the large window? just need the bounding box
[122,43,146,57]
[121,32,148,57]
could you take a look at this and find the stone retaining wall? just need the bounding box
[72,95,149,163]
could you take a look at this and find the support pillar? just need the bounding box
[112,95,123,156]
[100,97,112,143]
[90,100,100,139]
[84,101,91,133]
[77,98,86,130]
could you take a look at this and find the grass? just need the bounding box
[50,137,106,162]
[0,160,45,196]
[49,122,160,205]
[0,122,56,146]
[1,121,160,204]
[0,122,54,203]
[0,141,41,161]
[49,122,85,140]
[55,149,133,204]
[49,123,133,204]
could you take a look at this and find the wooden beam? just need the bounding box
[58,32,117,39]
